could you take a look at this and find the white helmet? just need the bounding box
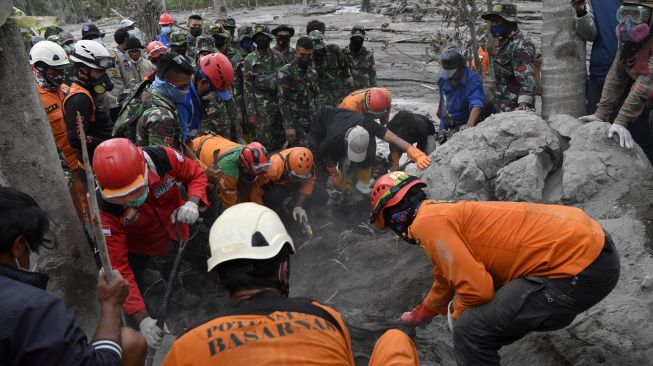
[29,40,70,67]
[70,40,114,69]
[207,203,295,272]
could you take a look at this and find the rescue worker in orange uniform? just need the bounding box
[29,40,89,225]
[251,147,328,225]
[339,87,392,125]
[369,171,621,366]
[162,202,419,366]
[192,135,271,208]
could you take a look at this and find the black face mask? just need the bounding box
[214,37,226,49]
[255,38,271,50]
[276,35,291,49]
[350,37,364,53]
[297,56,311,70]
[240,38,254,51]
[91,72,114,94]
[174,48,187,56]
[190,27,202,38]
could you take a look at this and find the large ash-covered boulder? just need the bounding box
[417,111,561,202]
[560,121,653,205]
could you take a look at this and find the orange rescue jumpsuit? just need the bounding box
[36,83,89,224]
[408,201,605,318]
[250,148,316,205]
[162,299,418,366]
[339,88,392,125]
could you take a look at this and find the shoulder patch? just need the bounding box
[45,104,59,114]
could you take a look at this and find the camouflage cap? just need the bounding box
[481,2,521,23]
[252,24,274,39]
[169,31,190,46]
[58,31,75,45]
[350,25,366,38]
[47,34,59,43]
[196,35,217,52]
[308,30,324,50]
[238,24,254,41]
[225,17,236,28]
[209,24,231,38]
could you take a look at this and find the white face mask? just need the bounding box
[94,37,104,45]
[15,243,39,272]
[201,90,218,101]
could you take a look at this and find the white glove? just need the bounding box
[292,206,308,224]
[578,114,602,123]
[139,317,168,349]
[355,180,372,194]
[608,123,635,149]
[447,300,456,333]
[171,201,199,224]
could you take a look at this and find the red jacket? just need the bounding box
[100,146,208,315]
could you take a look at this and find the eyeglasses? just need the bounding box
[617,5,652,24]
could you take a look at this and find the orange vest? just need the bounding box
[339,88,391,124]
[63,83,96,122]
[162,300,355,366]
[409,201,605,318]
[37,83,79,171]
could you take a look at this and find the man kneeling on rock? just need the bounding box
[369,171,620,366]
[162,203,419,365]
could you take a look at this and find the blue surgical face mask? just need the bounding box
[162,26,172,34]
[490,23,511,38]
[125,187,149,207]
[152,76,189,103]
[128,28,141,39]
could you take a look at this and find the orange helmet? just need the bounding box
[159,12,174,25]
[369,171,426,229]
[364,87,390,117]
[285,147,314,181]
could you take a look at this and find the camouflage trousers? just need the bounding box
[252,104,282,150]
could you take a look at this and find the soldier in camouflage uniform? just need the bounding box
[343,25,377,89]
[226,25,255,141]
[56,31,76,85]
[309,30,355,107]
[168,31,192,58]
[209,24,231,54]
[243,24,286,149]
[120,53,194,153]
[272,24,296,64]
[482,2,536,112]
[186,14,204,63]
[194,35,217,67]
[278,36,321,147]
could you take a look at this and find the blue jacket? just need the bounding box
[0,264,122,366]
[177,81,202,143]
[154,33,170,47]
[590,0,619,78]
[437,68,485,130]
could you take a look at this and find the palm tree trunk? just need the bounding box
[541,0,586,118]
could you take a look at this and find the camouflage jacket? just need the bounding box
[273,45,295,65]
[200,92,239,137]
[243,48,286,116]
[278,60,321,129]
[136,88,183,149]
[313,44,352,106]
[492,29,536,112]
[343,45,377,89]
[187,36,198,65]
[225,46,246,111]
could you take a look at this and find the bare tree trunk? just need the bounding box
[60,0,84,24]
[541,0,586,118]
[361,0,371,12]
[0,19,99,332]
[214,0,227,15]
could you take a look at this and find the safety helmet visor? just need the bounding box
[72,51,115,69]
[251,161,272,175]
[288,168,313,182]
[369,175,423,229]
[99,164,149,203]
[617,5,652,24]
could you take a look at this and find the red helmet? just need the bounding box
[369,171,426,229]
[199,53,234,91]
[146,41,168,61]
[364,87,390,117]
[240,142,271,176]
[159,12,174,25]
[93,138,148,203]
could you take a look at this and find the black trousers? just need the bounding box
[453,232,620,366]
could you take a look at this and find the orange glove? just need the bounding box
[406,146,432,170]
[400,302,437,326]
[326,166,343,191]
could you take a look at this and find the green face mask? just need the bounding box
[125,187,149,207]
